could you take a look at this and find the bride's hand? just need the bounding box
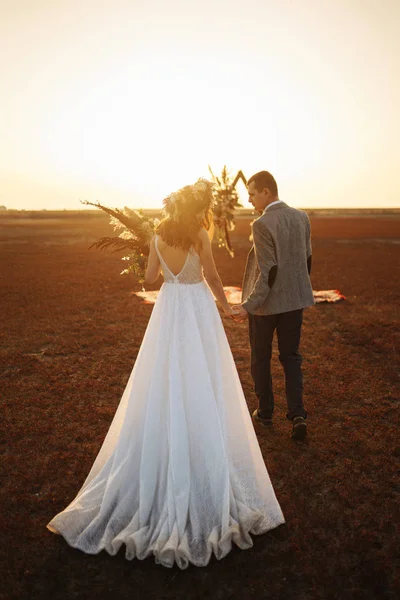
[230,304,248,323]
[223,305,236,318]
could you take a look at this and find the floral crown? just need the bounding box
[163,178,215,219]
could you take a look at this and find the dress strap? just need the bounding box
[155,234,176,279]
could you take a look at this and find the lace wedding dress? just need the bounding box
[47,235,285,568]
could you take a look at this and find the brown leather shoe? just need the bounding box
[252,409,273,427]
[291,416,307,440]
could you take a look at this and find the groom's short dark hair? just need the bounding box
[248,171,278,196]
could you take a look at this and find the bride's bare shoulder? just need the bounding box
[196,228,214,257]
[197,227,209,240]
[196,228,209,247]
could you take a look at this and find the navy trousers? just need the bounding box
[248,309,307,421]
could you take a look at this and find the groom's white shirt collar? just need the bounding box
[263,199,282,214]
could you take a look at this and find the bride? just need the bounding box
[47,179,285,568]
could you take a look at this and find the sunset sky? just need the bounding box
[1,0,399,210]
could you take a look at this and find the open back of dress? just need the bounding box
[154,235,204,284]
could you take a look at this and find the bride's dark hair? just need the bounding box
[155,179,215,251]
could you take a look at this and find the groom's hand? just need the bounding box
[231,304,248,323]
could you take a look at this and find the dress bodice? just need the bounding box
[155,235,204,284]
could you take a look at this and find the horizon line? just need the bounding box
[1,207,399,215]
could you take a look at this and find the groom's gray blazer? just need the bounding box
[242,201,314,315]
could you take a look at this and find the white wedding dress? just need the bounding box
[47,235,285,568]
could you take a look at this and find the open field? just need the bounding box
[1,213,399,600]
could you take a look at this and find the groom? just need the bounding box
[232,171,314,440]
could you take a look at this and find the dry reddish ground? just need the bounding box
[1,214,399,600]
